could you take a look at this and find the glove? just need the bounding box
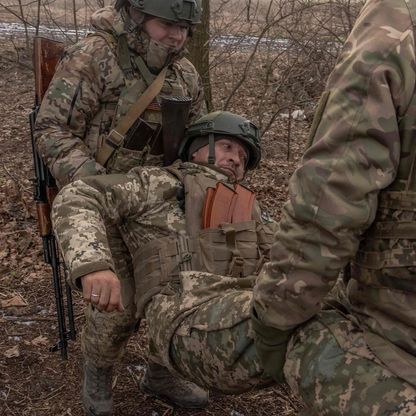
[251,307,293,383]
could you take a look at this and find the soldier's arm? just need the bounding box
[188,72,207,123]
[51,170,151,290]
[178,58,207,124]
[34,36,113,187]
[253,0,416,331]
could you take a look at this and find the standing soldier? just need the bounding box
[34,0,207,414]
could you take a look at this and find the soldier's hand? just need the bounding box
[81,270,125,313]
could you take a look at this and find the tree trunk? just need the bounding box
[187,0,212,111]
[17,0,29,49]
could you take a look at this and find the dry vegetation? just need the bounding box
[0,0,364,414]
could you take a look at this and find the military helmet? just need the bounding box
[128,0,202,25]
[179,111,261,170]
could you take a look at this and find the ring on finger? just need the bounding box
[91,293,100,298]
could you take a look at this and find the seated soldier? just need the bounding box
[52,111,277,411]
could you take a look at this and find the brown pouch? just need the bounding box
[232,184,255,223]
[202,187,216,229]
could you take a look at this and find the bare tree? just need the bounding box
[188,0,212,110]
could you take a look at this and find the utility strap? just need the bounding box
[96,66,167,167]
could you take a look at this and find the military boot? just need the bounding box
[140,361,209,408]
[82,361,113,416]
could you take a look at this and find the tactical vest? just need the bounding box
[83,29,191,174]
[133,166,276,317]
[347,3,416,384]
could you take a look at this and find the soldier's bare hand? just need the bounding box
[81,270,124,312]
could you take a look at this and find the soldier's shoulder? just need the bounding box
[355,0,414,40]
[175,56,199,76]
[129,166,179,183]
[64,31,116,61]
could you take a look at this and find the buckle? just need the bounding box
[106,129,125,149]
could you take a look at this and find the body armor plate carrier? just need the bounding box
[133,166,275,317]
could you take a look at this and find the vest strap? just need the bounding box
[133,54,156,87]
[95,66,167,167]
[117,33,134,80]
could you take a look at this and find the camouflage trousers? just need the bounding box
[284,310,416,415]
[82,228,138,367]
[146,272,416,413]
[145,271,272,393]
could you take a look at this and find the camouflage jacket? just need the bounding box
[35,7,206,188]
[253,0,416,383]
[51,162,276,293]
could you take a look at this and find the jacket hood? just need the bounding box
[90,6,186,64]
[91,6,124,35]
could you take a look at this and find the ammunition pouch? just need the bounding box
[123,118,162,152]
[105,119,163,173]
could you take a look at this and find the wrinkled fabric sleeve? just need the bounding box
[189,71,207,123]
[51,170,151,289]
[34,36,110,188]
[177,58,207,124]
[253,0,416,331]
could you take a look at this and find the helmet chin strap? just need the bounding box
[208,133,215,165]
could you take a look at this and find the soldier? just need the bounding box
[250,0,416,414]
[34,0,207,414]
[35,0,206,186]
[51,112,276,413]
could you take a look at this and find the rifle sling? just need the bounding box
[96,66,168,167]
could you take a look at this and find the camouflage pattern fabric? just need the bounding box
[35,6,206,188]
[284,310,416,415]
[251,0,416,411]
[145,272,272,393]
[52,162,267,366]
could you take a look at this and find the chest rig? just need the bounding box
[133,165,276,317]
[85,30,189,174]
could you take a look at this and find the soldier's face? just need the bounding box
[192,137,248,181]
[143,17,188,50]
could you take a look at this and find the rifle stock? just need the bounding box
[161,96,192,166]
[30,36,76,359]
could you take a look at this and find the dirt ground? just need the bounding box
[0,38,310,416]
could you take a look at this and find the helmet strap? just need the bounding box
[208,133,215,165]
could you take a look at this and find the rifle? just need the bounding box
[29,36,76,359]
[160,96,192,166]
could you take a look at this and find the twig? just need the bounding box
[2,315,55,322]
[31,385,65,402]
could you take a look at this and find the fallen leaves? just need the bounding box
[30,335,48,346]
[1,294,28,308]
[3,345,20,358]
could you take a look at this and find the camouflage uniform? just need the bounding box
[35,6,206,368]
[52,161,275,387]
[252,0,416,413]
[35,6,206,188]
